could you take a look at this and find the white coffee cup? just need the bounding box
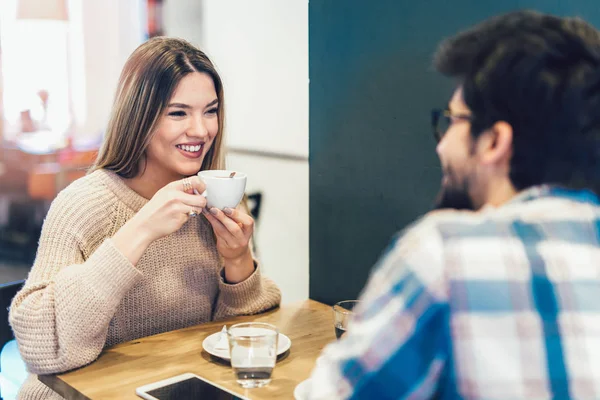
[197,170,247,210]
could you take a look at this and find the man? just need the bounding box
[305,10,600,399]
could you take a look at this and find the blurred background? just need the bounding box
[0,0,309,303]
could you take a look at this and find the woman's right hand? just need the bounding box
[133,176,207,242]
[112,176,207,265]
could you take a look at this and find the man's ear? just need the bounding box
[478,121,513,166]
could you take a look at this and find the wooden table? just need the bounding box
[39,300,335,399]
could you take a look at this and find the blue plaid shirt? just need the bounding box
[306,186,600,399]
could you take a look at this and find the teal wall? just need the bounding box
[309,1,600,304]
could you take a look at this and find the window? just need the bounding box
[0,0,84,142]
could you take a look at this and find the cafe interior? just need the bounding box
[1,0,599,399]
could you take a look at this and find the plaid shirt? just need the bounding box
[306,186,600,400]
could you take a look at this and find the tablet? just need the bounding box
[135,372,250,400]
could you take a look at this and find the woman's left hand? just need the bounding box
[202,206,254,262]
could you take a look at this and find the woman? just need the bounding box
[9,37,281,399]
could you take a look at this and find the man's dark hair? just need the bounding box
[434,10,600,194]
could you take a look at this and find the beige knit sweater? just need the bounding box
[8,169,281,399]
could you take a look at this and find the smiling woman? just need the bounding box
[168,96,219,160]
[8,37,281,400]
[93,37,225,182]
[125,72,221,199]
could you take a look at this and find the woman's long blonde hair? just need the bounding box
[91,37,225,177]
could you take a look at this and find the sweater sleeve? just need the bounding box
[8,191,143,375]
[212,261,281,320]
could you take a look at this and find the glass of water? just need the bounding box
[227,322,278,388]
[333,300,360,339]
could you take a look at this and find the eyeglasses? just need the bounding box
[431,108,473,142]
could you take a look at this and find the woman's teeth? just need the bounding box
[177,144,201,152]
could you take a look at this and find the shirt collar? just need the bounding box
[506,184,600,206]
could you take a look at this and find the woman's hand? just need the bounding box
[113,176,207,265]
[134,176,207,242]
[202,206,256,283]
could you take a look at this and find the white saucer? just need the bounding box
[294,379,311,400]
[202,329,291,360]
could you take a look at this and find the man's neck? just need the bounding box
[482,178,518,208]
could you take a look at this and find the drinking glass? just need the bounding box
[333,300,360,339]
[228,322,278,388]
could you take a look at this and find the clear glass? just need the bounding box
[228,322,278,388]
[333,300,360,340]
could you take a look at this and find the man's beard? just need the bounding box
[434,174,475,211]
